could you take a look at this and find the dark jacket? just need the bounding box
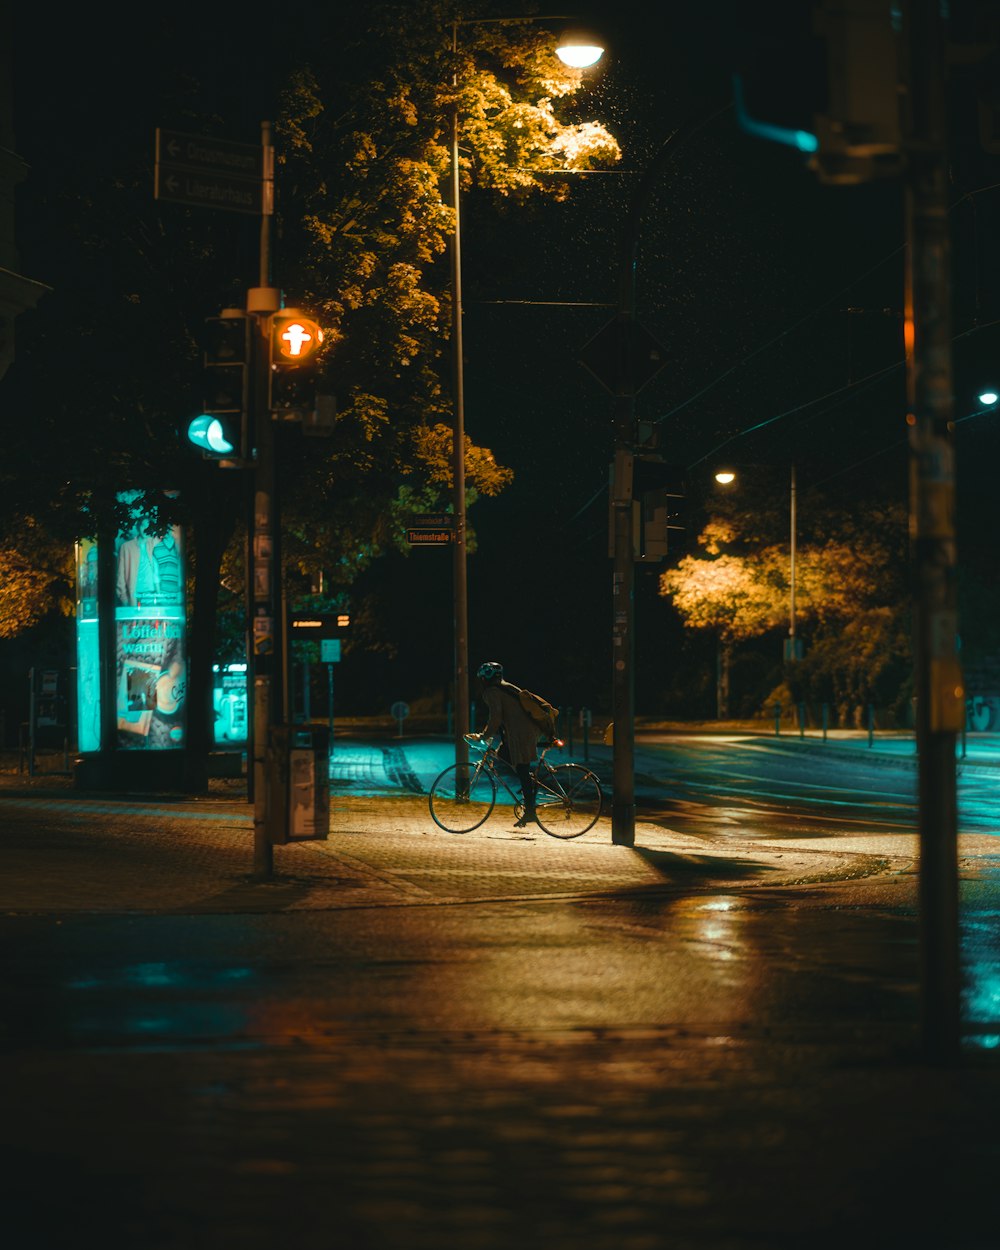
[482,680,539,765]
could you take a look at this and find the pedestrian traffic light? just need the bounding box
[187,312,250,462]
[270,308,324,421]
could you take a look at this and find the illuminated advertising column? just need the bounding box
[75,491,188,753]
[75,536,101,752]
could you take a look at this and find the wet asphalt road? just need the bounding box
[2,739,999,1248]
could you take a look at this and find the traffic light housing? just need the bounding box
[608,456,686,563]
[188,312,250,461]
[270,309,324,422]
[733,0,904,186]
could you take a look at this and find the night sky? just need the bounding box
[8,1,1000,721]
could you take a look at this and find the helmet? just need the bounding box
[476,660,503,682]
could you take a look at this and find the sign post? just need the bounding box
[391,701,410,738]
[321,638,341,753]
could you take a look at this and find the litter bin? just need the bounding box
[266,724,330,844]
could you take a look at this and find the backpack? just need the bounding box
[516,686,559,740]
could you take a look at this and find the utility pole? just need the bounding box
[901,0,963,1064]
[249,120,282,879]
[449,21,470,773]
[608,111,727,846]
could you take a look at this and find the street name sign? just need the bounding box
[406,528,453,546]
[407,512,454,528]
[155,128,263,216]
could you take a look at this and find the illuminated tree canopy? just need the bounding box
[660,507,912,722]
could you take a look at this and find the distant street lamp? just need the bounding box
[447,17,604,768]
[714,463,800,660]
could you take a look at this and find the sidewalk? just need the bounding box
[2,728,996,919]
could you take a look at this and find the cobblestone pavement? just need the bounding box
[0,786,900,916]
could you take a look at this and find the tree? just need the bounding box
[2,2,621,778]
[660,506,910,721]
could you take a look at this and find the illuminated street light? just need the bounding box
[556,30,605,67]
[977,389,998,407]
[448,15,604,771]
[713,469,736,485]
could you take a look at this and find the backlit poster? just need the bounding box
[75,537,101,752]
[114,494,186,749]
[213,663,248,747]
[75,492,188,753]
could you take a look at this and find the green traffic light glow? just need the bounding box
[732,76,819,154]
[187,414,235,455]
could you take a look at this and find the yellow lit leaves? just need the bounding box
[411,423,514,497]
[0,543,73,639]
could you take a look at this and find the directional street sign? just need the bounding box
[579,316,667,395]
[155,128,263,216]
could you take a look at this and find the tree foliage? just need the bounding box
[660,504,912,721]
[270,0,620,587]
[2,1,621,762]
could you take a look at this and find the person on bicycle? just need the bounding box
[470,660,540,826]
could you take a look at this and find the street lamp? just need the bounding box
[447,18,604,768]
[714,463,800,660]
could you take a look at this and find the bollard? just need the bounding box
[867,703,875,748]
[797,702,806,738]
[774,703,781,736]
[470,701,476,735]
[566,708,574,756]
[822,703,829,742]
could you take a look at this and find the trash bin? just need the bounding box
[266,724,330,844]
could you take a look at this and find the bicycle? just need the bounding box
[428,735,603,838]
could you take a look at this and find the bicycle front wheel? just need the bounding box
[535,764,602,838]
[429,762,497,833]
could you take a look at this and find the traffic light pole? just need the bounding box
[250,121,280,879]
[901,0,962,1064]
[250,304,279,878]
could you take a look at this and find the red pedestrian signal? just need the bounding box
[269,308,325,420]
[271,310,324,363]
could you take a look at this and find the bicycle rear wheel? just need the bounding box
[429,762,497,833]
[534,764,602,838]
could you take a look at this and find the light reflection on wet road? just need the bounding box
[630,734,999,837]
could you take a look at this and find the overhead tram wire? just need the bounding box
[652,178,1000,430]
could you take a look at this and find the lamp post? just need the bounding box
[447,17,604,768]
[714,462,800,660]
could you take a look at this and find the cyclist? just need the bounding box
[470,660,541,826]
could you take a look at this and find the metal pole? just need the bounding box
[789,463,797,652]
[251,120,278,879]
[902,0,962,1063]
[450,21,470,774]
[608,108,730,845]
[327,662,334,747]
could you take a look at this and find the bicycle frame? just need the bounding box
[467,740,565,809]
[431,736,602,837]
